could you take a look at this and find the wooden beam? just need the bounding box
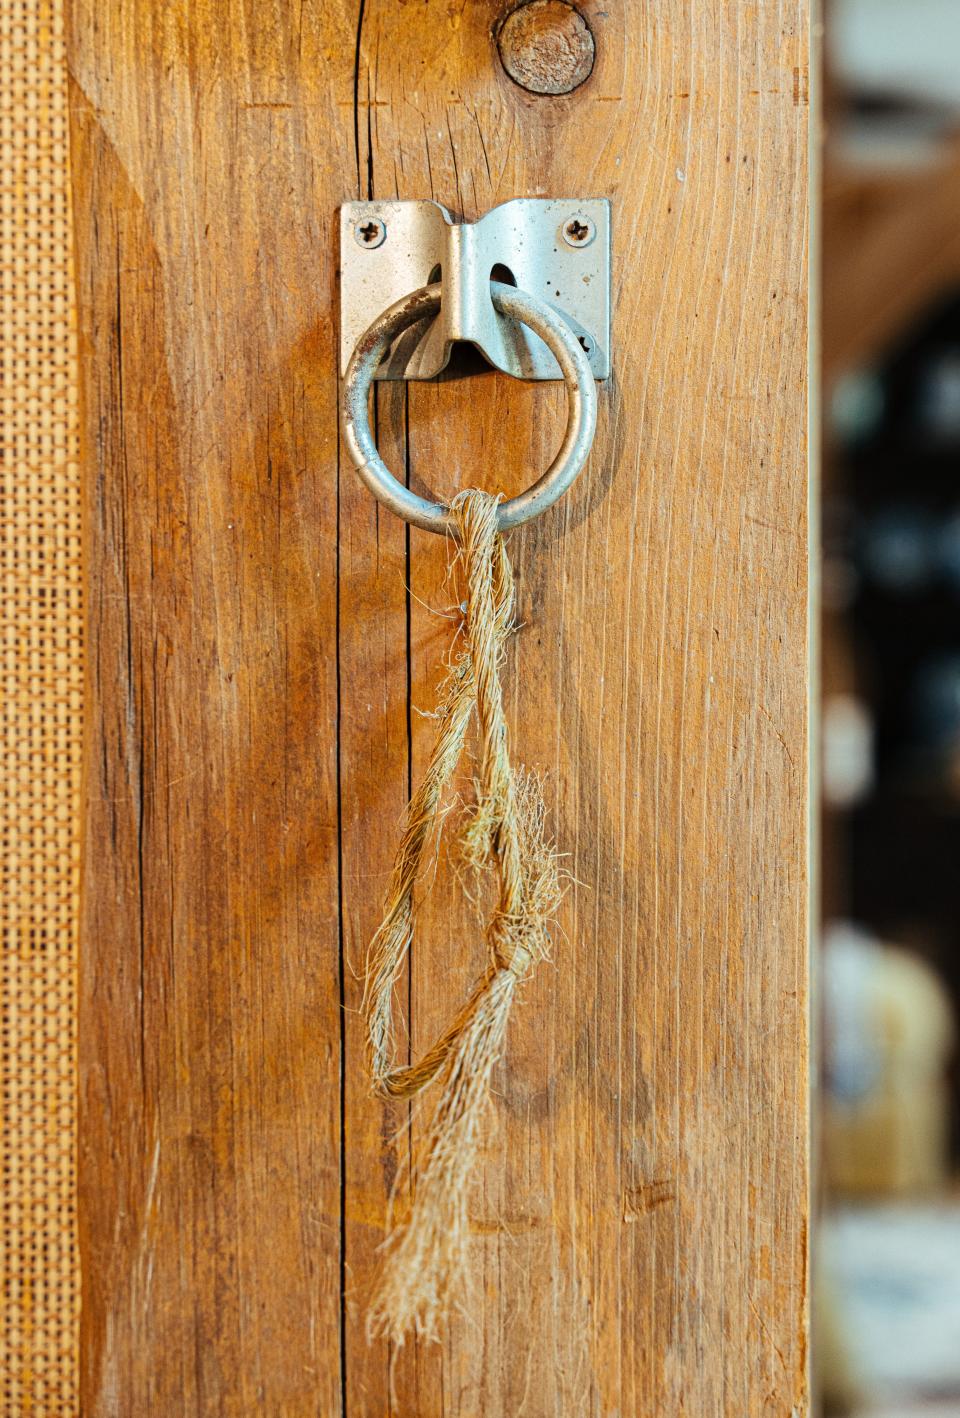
[71,0,810,1411]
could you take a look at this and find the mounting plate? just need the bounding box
[339,198,611,381]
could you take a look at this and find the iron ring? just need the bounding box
[342,280,598,535]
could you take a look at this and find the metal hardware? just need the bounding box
[339,197,610,381]
[562,214,596,248]
[353,216,386,249]
[343,281,597,535]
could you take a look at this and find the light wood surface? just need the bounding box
[69,1,810,1412]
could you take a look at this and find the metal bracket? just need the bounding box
[339,198,611,382]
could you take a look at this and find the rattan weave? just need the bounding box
[0,0,80,1409]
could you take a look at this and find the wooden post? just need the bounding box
[70,1,810,1412]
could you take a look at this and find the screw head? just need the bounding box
[562,215,596,249]
[354,217,386,249]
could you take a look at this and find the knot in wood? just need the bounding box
[497,1,595,96]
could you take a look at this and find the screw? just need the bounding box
[354,217,386,249]
[562,215,596,248]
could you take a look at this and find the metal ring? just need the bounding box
[342,280,598,535]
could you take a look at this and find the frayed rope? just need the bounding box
[361,488,562,1345]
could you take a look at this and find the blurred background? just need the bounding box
[820,2,960,1414]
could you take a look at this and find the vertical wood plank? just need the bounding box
[347,2,810,1413]
[70,3,356,1410]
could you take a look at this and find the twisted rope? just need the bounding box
[361,489,560,1344]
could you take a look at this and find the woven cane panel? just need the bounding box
[0,0,81,1410]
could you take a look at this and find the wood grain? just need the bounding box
[71,0,810,1413]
